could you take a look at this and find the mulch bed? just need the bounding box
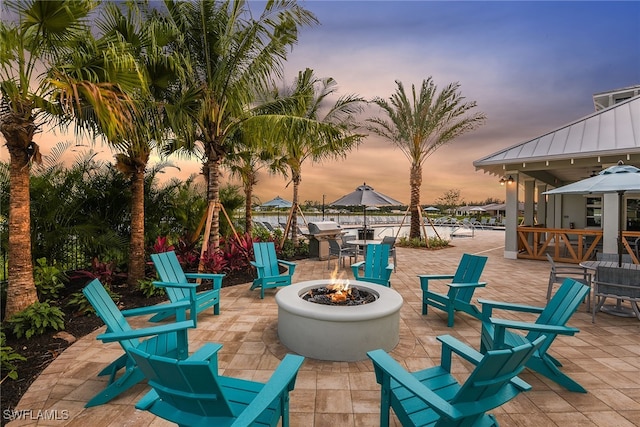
[0,269,255,423]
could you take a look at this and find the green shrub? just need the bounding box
[398,236,450,249]
[66,292,95,316]
[1,331,26,382]
[34,257,67,300]
[7,301,65,339]
[138,278,166,298]
[66,285,121,316]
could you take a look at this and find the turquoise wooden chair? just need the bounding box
[250,242,297,298]
[419,253,488,327]
[351,244,393,287]
[367,333,545,427]
[82,279,194,407]
[129,343,304,427]
[479,278,590,393]
[151,251,225,326]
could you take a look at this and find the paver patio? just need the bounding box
[7,230,640,426]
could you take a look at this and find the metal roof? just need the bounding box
[474,95,640,186]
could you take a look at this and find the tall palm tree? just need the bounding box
[367,78,486,239]
[162,0,317,250]
[224,138,273,236]
[95,2,183,287]
[0,0,137,318]
[257,68,366,245]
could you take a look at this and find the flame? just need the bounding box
[328,264,350,291]
[326,265,352,302]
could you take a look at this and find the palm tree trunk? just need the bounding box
[127,169,145,287]
[409,163,422,239]
[207,158,221,250]
[244,179,253,236]
[291,173,301,246]
[5,141,38,318]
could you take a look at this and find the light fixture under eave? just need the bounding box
[500,175,514,185]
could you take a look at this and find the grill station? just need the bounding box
[307,221,343,260]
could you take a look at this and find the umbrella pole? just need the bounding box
[618,191,625,267]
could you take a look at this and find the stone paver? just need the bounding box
[6,230,640,426]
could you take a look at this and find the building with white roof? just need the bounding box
[474,86,640,263]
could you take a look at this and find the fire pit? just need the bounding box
[276,279,403,361]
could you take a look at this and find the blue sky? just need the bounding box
[2,1,638,206]
[267,0,640,205]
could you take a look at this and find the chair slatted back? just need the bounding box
[447,254,488,303]
[363,244,390,278]
[151,251,190,301]
[82,279,138,350]
[528,278,589,352]
[447,336,545,426]
[253,242,280,277]
[596,266,640,298]
[129,347,235,419]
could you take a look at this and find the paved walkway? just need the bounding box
[7,230,640,426]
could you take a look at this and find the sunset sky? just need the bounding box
[2,1,639,207]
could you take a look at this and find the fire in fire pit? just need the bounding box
[302,281,377,306]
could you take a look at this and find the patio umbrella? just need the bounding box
[543,162,640,266]
[329,182,403,232]
[424,206,440,212]
[261,196,292,223]
[261,196,292,209]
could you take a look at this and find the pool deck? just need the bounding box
[7,230,640,426]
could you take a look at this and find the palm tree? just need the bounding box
[95,2,183,287]
[161,0,317,250]
[367,78,486,239]
[224,140,271,236]
[257,68,366,245]
[0,0,137,318]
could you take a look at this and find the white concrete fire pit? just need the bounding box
[275,279,403,361]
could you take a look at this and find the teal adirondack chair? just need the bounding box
[250,242,297,298]
[478,278,590,393]
[151,251,225,326]
[419,253,488,327]
[351,244,393,287]
[367,333,545,427]
[82,279,194,407]
[129,343,305,427]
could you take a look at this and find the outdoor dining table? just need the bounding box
[579,260,640,317]
[345,239,382,262]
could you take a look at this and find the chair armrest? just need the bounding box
[437,334,483,366]
[277,260,297,268]
[351,261,365,270]
[184,273,225,289]
[120,300,191,317]
[448,282,487,289]
[229,354,305,427]
[184,272,225,280]
[419,274,455,291]
[97,320,195,343]
[477,298,544,319]
[367,349,462,421]
[278,260,297,276]
[187,342,223,361]
[418,274,455,280]
[153,281,199,290]
[490,317,580,336]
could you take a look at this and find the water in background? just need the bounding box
[252,213,481,239]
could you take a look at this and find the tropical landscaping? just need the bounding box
[0,0,487,416]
